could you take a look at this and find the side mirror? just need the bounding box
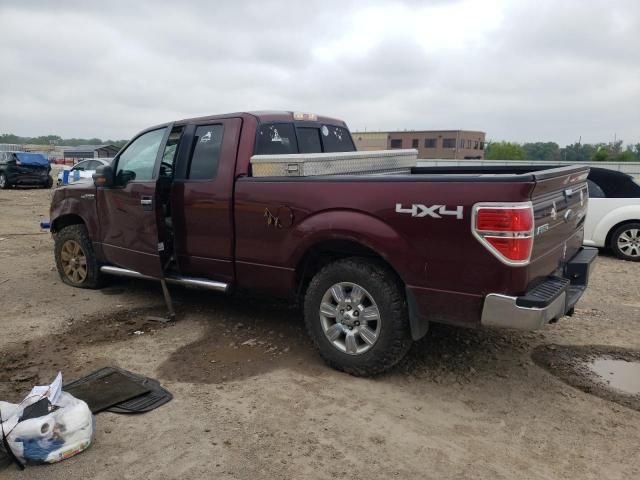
[93,165,114,187]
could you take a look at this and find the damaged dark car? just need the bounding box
[0,152,53,189]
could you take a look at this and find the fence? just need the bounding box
[417,159,640,176]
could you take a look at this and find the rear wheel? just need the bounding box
[610,222,640,261]
[0,173,9,189]
[44,176,53,189]
[54,224,102,288]
[304,258,412,376]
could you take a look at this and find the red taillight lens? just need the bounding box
[484,237,533,262]
[473,204,534,264]
[476,208,533,232]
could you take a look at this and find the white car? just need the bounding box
[57,158,113,186]
[584,167,640,261]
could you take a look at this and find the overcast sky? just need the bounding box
[0,0,638,145]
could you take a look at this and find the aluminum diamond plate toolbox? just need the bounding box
[250,149,418,177]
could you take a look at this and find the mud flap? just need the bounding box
[406,287,429,340]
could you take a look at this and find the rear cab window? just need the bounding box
[254,122,355,155]
[188,125,224,179]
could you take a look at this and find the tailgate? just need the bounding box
[529,166,590,281]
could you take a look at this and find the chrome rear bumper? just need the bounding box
[481,247,598,330]
[481,291,567,330]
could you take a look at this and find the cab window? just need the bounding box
[255,122,355,155]
[188,125,224,180]
[296,127,322,153]
[255,123,298,155]
[319,125,355,152]
[115,128,167,184]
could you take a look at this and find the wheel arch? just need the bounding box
[51,213,86,234]
[605,219,640,249]
[295,238,405,296]
[294,236,428,341]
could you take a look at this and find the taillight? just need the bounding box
[472,202,534,265]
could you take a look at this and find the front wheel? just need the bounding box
[54,224,102,288]
[611,222,640,261]
[304,258,412,376]
[0,173,9,189]
[44,176,53,189]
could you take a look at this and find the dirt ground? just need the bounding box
[0,183,639,480]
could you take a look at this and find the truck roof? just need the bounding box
[164,111,348,129]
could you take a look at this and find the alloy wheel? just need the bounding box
[618,228,640,258]
[60,239,88,284]
[319,282,381,355]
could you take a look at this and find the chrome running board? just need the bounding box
[100,266,229,293]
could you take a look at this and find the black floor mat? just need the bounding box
[64,371,150,413]
[64,367,172,414]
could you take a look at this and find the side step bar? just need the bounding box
[100,266,230,293]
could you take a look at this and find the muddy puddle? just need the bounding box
[589,359,640,395]
[532,344,640,411]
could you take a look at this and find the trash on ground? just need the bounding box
[64,367,172,414]
[0,373,94,469]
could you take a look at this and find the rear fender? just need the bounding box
[593,205,640,246]
[289,209,411,279]
[289,210,430,340]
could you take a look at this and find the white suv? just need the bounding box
[584,167,640,261]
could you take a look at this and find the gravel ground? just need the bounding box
[0,185,639,479]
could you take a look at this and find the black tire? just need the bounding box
[304,258,412,376]
[0,173,9,189]
[610,222,640,262]
[54,224,103,288]
[44,176,53,189]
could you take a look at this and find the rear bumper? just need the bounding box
[481,247,598,330]
[7,173,50,185]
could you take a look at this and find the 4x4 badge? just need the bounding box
[395,204,463,219]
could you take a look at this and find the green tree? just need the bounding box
[0,133,128,147]
[522,142,561,161]
[617,149,636,162]
[485,141,525,160]
[561,143,597,162]
[592,146,609,162]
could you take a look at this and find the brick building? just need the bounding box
[353,130,486,159]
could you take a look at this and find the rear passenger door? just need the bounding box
[171,118,242,283]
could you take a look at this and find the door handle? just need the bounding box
[140,196,153,211]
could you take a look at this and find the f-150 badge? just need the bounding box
[395,204,464,219]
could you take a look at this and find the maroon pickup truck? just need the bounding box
[49,111,597,375]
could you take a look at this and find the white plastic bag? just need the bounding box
[0,374,94,465]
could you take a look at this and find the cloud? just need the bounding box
[0,0,638,145]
